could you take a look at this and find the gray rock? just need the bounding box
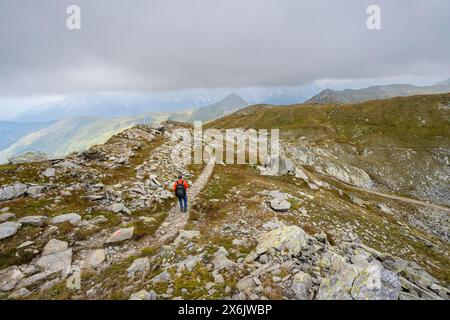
[127,257,150,278]
[0,221,22,240]
[212,247,236,271]
[17,270,58,289]
[50,213,82,226]
[105,227,134,243]
[269,198,291,212]
[42,239,68,256]
[291,271,313,300]
[0,183,28,201]
[236,276,256,291]
[0,212,15,222]
[42,168,56,178]
[0,267,25,292]
[129,289,157,300]
[8,288,31,299]
[18,215,48,227]
[109,203,131,215]
[173,230,200,246]
[151,271,171,284]
[26,185,45,197]
[36,249,72,276]
[85,249,106,268]
[349,194,366,207]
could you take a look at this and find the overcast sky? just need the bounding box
[0,0,449,100]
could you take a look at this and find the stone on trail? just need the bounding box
[50,213,82,226]
[256,226,307,256]
[18,215,48,227]
[0,221,22,240]
[173,229,200,246]
[105,227,134,244]
[269,198,291,212]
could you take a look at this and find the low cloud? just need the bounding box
[0,0,449,96]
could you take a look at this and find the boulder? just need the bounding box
[8,288,31,299]
[129,289,157,300]
[18,215,48,227]
[173,230,200,246]
[316,262,358,300]
[212,247,236,271]
[350,264,401,300]
[109,203,131,215]
[105,227,134,244]
[42,239,68,256]
[269,198,291,212]
[8,152,48,164]
[85,249,106,268]
[151,271,171,284]
[36,249,72,276]
[50,213,82,226]
[16,270,59,289]
[26,185,45,197]
[0,267,25,292]
[0,183,28,201]
[42,168,56,178]
[0,212,15,222]
[0,221,22,240]
[291,271,313,300]
[127,257,150,278]
[256,226,307,256]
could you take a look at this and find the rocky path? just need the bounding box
[142,155,216,246]
[326,175,450,213]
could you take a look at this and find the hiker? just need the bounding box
[173,175,189,212]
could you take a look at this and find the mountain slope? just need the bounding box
[208,93,450,206]
[0,113,169,163]
[306,78,450,104]
[170,93,248,123]
[0,121,55,150]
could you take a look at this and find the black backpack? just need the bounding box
[175,181,186,198]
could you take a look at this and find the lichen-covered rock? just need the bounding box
[291,271,313,300]
[350,264,401,300]
[256,226,307,256]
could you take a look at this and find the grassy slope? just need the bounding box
[207,93,450,148]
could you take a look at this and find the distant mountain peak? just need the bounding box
[306,78,450,104]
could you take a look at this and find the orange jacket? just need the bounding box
[173,179,189,191]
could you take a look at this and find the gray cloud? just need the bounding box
[0,0,449,96]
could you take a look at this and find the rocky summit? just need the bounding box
[0,94,449,300]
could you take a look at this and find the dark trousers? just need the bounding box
[178,195,188,211]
